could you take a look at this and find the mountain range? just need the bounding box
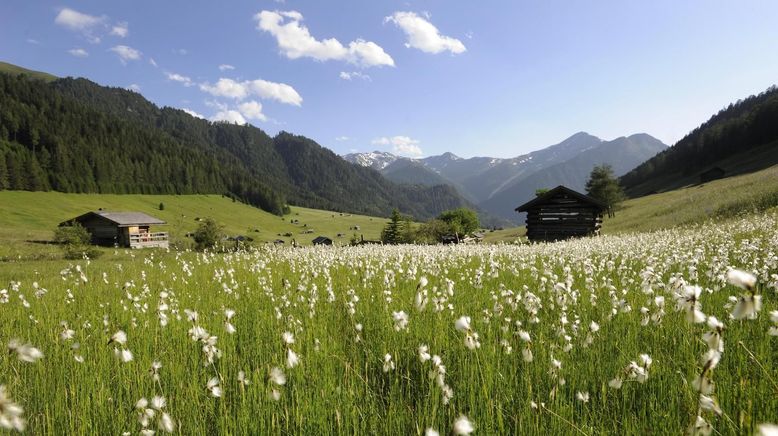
[345,132,668,222]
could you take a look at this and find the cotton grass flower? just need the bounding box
[286,348,300,368]
[757,423,778,436]
[383,353,395,372]
[769,310,778,336]
[238,370,250,386]
[424,428,440,436]
[269,367,286,386]
[206,377,222,397]
[576,391,590,403]
[7,339,43,363]
[418,344,431,363]
[392,311,409,331]
[0,385,26,432]
[452,415,474,435]
[455,316,471,332]
[109,330,127,345]
[726,269,756,290]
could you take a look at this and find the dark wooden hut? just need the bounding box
[699,167,725,183]
[515,186,606,242]
[312,236,333,246]
[59,211,168,248]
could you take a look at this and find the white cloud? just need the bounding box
[335,136,350,141]
[385,12,466,54]
[111,22,129,38]
[255,10,394,67]
[175,48,188,55]
[200,78,302,106]
[372,136,423,157]
[54,8,106,43]
[149,58,158,68]
[55,8,103,31]
[68,48,89,58]
[182,108,205,119]
[110,45,142,64]
[238,101,268,121]
[339,71,371,81]
[128,84,141,92]
[211,110,247,125]
[26,38,40,45]
[218,64,235,71]
[165,71,194,87]
[200,78,248,99]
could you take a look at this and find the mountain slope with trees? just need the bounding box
[0,68,474,220]
[620,85,778,196]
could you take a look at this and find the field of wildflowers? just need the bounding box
[1,212,777,434]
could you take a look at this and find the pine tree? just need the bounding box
[381,209,403,244]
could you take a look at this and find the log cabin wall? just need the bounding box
[516,186,606,242]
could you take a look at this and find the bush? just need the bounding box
[193,217,224,251]
[54,223,101,259]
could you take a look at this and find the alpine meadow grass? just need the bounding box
[1,212,777,434]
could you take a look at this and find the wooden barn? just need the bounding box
[59,211,169,249]
[515,186,606,242]
[312,236,333,246]
[699,166,725,183]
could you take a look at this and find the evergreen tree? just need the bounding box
[585,164,625,217]
[381,209,404,244]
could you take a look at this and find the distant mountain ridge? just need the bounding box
[344,132,668,222]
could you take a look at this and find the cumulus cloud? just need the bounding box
[385,12,466,54]
[55,8,104,32]
[182,108,205,119]
[372,136,423,157]
[255,10,394,67]
[339,71,371,81]
[127,84,141,92]
[110,45,141,64]
[218,64,235,71]
[165,71,194,87]
[200,78,302,106]
[238,101,268,121]
[335,136,350,141]
[110,22,129,37]
[67,48,89,58]
[54,8,106,43]
[211,110,247,125]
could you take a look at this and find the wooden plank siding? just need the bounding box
[516,185,606,242]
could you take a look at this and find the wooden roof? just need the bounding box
[312,236,332,244]
[515,185,607,212]
[61,211,166,227]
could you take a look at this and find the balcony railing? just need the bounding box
[128,232,169,248]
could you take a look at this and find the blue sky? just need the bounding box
[2,1,778,158]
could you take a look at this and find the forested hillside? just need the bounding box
[621,85,778,196]
[0,71,473,219]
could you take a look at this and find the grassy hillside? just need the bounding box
[0,192,386,259]
[0,61,57,82]
[603,163,778,234]
[489,163,778,239]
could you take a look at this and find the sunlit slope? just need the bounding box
[0,192,386,257]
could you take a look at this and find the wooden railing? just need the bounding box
[129,232,169,248]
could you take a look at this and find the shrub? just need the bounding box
[193,217,224,251]
[53,223,101,259]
